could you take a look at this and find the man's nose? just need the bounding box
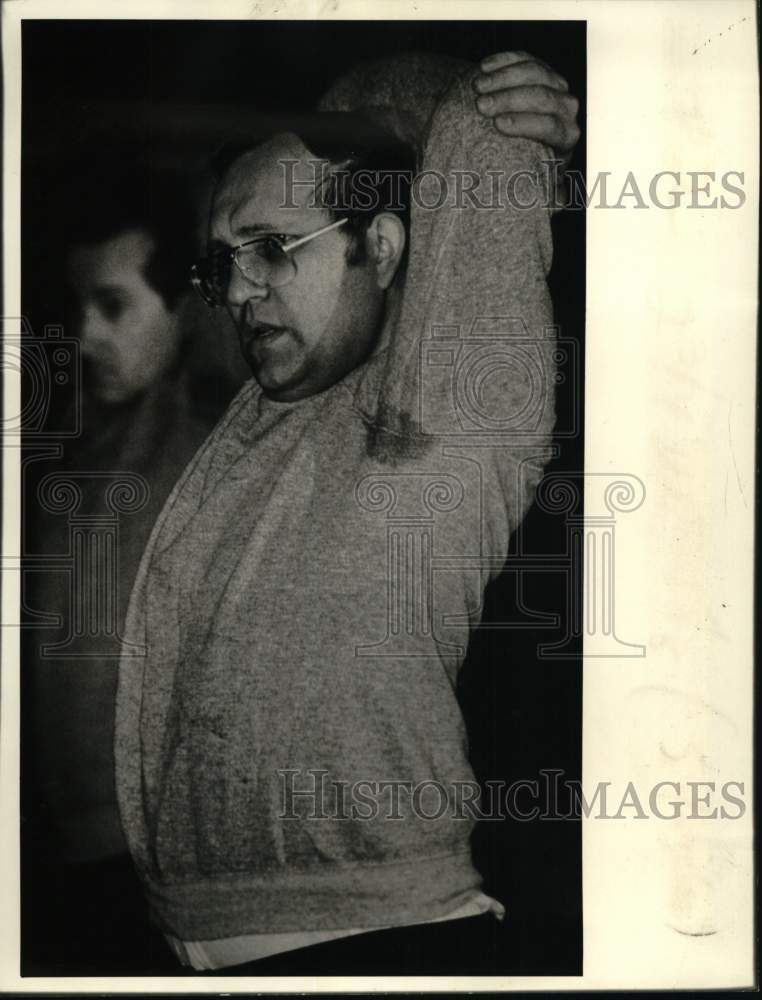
[79,308,109,355]
[226,264,270,310]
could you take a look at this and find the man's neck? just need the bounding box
[371,281,403,359]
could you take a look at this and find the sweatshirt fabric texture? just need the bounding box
[114,64,556,940]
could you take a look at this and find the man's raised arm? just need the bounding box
[368,62,558,560]
[318,50,580,166]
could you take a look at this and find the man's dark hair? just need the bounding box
[212,112,416,266]
[64,164,196,309]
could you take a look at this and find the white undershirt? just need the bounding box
[165,890,505,971]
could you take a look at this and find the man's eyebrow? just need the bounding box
[236,223,285,238]
[208,223,301,251]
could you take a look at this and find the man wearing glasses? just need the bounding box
[115,50,579,975]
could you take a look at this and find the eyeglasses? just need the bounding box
[190,218,348,308]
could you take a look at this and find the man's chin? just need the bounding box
[250,361,308,402]
[257,378,314,403]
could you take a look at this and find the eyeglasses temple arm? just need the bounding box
[283,217,348,252]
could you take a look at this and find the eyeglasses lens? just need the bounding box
[191,239,296,307]
[237,240,294,289]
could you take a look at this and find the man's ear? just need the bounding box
[365,213,406,290]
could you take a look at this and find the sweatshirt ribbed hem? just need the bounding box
[144,851,482,939]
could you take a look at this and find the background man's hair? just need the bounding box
[64,162,195,309]
[212,112,415,266]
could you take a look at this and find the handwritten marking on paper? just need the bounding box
[692,17,750,55]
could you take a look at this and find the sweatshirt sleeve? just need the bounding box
[317,51,471,156]
[369,65,557,552]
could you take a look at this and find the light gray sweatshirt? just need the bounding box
[115,59,555,940]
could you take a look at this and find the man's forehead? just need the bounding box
[69,228,155,287]
[211,132,330,238]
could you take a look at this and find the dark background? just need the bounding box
[21,19,585,977]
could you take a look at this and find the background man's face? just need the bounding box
[210,133,386,402]
[69,228,182,405]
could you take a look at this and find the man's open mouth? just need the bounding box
[244,323,288,342]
